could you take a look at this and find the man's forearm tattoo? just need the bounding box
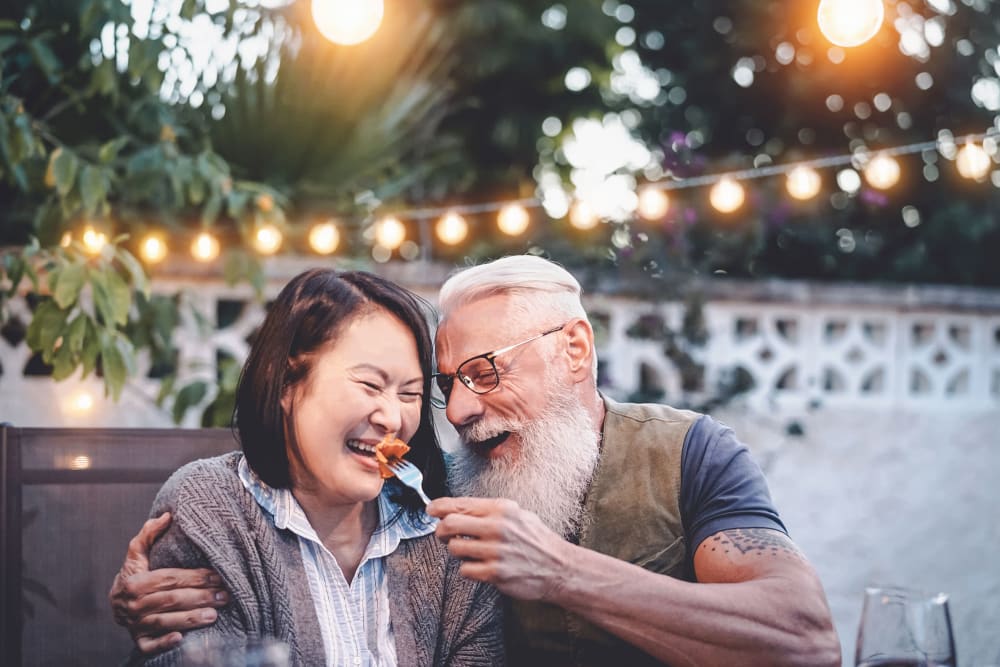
[700,528,806,560]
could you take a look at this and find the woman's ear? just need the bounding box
[563,318,596,383]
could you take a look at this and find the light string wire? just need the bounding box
[395,131,993,220]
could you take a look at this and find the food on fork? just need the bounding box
[375,434,411,479]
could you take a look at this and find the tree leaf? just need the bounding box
[79,164,106,216]
[52,261,87,309]
[101,336,128,400]
[51,340,77,380]
[115,246,150,298]
[80,320,100,378]
[172,380,208,424]
[90,268,131,326]
[51,148,79,196]
[25,299,69,357]
[98,136,129,164]
[27,37,62,84]
[66,314,88,356]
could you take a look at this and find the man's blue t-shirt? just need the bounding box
[679,415,787,578]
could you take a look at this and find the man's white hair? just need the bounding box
[438,255,597,378]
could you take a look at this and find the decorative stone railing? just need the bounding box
[1,258,998,427]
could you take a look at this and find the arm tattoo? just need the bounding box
[700,528,806,561]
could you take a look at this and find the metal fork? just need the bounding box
[387,459,432,505]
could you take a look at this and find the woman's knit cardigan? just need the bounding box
[131,453,504,666]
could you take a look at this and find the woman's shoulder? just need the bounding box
[153,452,244,510]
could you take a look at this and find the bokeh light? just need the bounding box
[569,200,600,230]
[140,233,168,264]
[955,142,991,181]
[312,0,384,45]
[864,153,901,190]
[308,221,340,255]
[253,224,283,255]
[709,177,746,213]
[435,212,468,246]
[497,203,530,236]
[817,0,885,48]
[191,232,220,262]
[786,166,822,200]
[374,216,406,249]
[636,186,670,220]
[81,226,108,255]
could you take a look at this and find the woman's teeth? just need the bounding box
[347,440,376,457]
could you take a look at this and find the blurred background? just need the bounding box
[1,0,998,665]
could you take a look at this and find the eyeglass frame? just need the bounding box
[430,323,567,408]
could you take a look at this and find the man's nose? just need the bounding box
[444,381,485,428]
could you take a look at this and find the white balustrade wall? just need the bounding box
[1,261,998,427]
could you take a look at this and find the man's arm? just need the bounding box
[428,498,840,667]
[109,513,229,655]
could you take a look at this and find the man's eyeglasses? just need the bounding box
[430,323,566,408]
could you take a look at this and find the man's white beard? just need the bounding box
[447,386,601,538]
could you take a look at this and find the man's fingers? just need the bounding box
[133,607,219,639]
[435,513,494,541]
[122,568,223,598]
[123,585,228,621]
[135,631,182,656]
[427,496,509,519]
[127,513,172,562]
[443,535,496,562]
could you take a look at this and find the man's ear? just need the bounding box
[563,318,595,382]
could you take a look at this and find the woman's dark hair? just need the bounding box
[234,268,447,511]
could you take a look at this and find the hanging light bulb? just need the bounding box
[312,0,384,45]
[309,221,340,255]
[786,166,822,200]
[569,200,600,230]
[191,231,220,262]
[81,225,108,255]
[636,186,670,220]
[863,153,901,190]
[497,203,530,236]
[435,212,469,246]
[709,177,745,213]
[817,0,884,48]
[374,216,406,250]
[955,141,991,181]
[140,233,168,264]
[254,224,283,255]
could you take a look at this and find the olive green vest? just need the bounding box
[505,396,700,667]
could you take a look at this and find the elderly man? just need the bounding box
[111,255,840,666]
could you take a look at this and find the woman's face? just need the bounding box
[283,308,424,506]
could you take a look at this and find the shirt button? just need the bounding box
[353,657,361,665]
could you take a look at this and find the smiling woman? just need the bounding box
[121,268,504,666]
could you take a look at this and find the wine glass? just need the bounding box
[855,586,956,667]
[179,636,291,667]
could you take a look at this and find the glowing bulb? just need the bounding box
[864,153,901,190]
[309,222,340,254]
[956,141,991,181]
[254,224,283,255]
[435,212,468,246]
[817,0,884,48]
[569,201,599,230]
[636,186,670,220]
[497,204,530,236]
[140,234,168,264]
[312,0,384,45]
[191,232,220,262]
[709,177,745,213]
[374,216,406,250]
[786,166,822,200]
[68,390,94,414]
[81,226,108,255]
[70,455,92,470]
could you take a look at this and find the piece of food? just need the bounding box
[375,434,411,479]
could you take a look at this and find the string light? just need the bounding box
[308,221,340,254]
[864,153,901,190]
[636,186,670,220]
[956,141,991,181]
[140,234,168,263]
[497,203,530,236]
[786,165,822,200]
[817,0,885,48]
[710,177,745,213]
[191,231,220,262]
[435,212,469,245]
[569,200,600,230]
[81,226,108,255]
[374,216,406,249]
[253,224,283,255]
[312,0,384,45]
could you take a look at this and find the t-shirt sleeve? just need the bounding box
[680,415,786,556]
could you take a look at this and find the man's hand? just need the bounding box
[426,496,572,602]
[108,513,229,655]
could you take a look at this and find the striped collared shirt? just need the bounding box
[238,455,436,667]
